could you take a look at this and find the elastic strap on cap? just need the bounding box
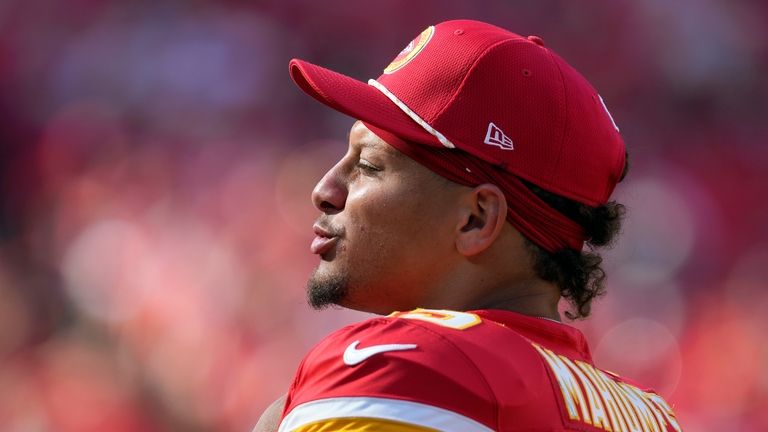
[368,79,456,149]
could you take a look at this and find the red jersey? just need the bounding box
[279,309,682,432]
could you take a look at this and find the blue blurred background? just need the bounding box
[0,0,766,430]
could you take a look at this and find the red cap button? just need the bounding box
[527,35,546,47]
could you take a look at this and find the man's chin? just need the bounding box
[305,268,404,315]
[306,269,349,310]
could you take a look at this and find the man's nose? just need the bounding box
[311,164,347,214]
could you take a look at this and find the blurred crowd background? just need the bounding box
[0,0,766,430]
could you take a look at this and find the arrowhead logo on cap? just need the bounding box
[383,26,435,74]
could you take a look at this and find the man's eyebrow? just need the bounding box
[354,139,403,158]
[356,140,384,150]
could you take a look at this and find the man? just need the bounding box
[257,19,682,431]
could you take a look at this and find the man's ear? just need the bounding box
[455,183,508,256]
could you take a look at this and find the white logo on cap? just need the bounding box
[484,122,514,150]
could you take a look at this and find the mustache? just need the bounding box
[315,216,345,237]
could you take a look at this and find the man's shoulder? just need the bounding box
[306,308,542,371]
[282,309,553,431]
[284,309,684,431]
[319,308,536,345]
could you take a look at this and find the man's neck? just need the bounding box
[419,271,562,321]
[467,290,562,322]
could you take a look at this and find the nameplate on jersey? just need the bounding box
[532,343,681,432]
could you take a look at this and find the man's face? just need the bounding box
[307,122,462,314]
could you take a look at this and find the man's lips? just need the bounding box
[311,224,340,255]
[311,235,339,255]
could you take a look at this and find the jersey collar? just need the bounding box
[472,309,594,362]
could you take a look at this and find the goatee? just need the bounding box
[306,269,349,309]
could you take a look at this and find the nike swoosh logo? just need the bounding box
[343,340,418,366]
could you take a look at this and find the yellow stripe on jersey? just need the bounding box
[278,397,493,432]
[292,417,439,432]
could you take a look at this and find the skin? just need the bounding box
[258,121,562,430]
[253,394,286,432]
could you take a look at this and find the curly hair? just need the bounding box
[522,157,629,320]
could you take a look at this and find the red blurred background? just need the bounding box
[0,0,766,430]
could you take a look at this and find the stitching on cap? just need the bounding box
[432,38,520,122]
[547,48,569,194]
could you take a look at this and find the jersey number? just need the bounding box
[390,308,481,330]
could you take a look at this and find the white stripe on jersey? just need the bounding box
[278,396,494,432]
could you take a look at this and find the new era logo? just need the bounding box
[484,122,514,150]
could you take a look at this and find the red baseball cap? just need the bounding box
[289,19,625,207]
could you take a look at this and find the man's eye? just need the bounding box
[356,160,380,172]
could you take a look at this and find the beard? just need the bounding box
[306,267,349,310]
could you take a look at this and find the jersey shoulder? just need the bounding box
[282,309,532,431]
[294,308,544,391]
[281,309,684,432]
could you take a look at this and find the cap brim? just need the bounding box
[289,59,441,146]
